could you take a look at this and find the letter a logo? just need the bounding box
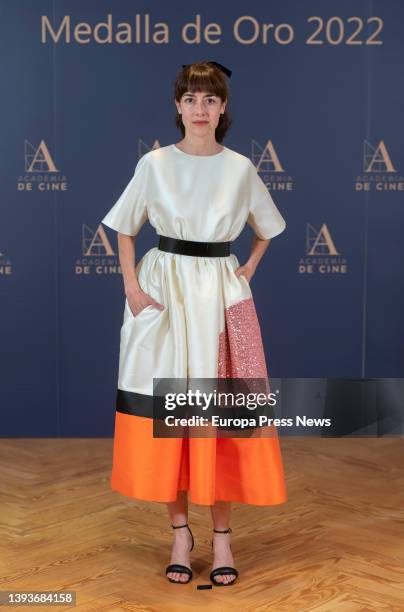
[83,224,115,256]
[25,139,59,172]
[364,140,396,173]
[307,223,339,256]
[253,139,285,173]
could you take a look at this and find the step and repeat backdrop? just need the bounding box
[1,1,403,436]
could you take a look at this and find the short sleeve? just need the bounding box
[101,154,149,236]
[246,160,286,240]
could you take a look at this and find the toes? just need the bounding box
[216,573,235,584]
[167,571,189,582]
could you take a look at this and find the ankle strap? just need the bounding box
[171,523,189,529]
[213,527,232,534]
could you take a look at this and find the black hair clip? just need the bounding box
[181,61,232,78]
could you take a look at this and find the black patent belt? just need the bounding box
[158,235,231,257]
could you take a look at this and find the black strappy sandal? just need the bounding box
[210,527,238,586]
[165,523,194,584]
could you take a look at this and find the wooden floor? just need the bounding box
[0,438,403,611]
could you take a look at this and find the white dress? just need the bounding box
[101,144,288,506]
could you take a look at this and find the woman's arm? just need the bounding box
[118,233,165,316]
[234,235,270,283]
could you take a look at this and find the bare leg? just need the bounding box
[210,500,236,584]
[166,490,193,582]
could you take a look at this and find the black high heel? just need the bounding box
[165,523,194,584]
[210,527,238,586]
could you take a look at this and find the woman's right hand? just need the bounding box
[125,285,165,318]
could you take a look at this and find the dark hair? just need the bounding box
[174,61,232,143]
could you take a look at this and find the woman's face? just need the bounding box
[175,90,226,138]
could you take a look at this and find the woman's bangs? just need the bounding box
[184,73,224,98]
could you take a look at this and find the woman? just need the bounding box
[101,60,287,586]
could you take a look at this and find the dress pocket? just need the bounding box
[233,270,253,301]
[239,273,250,286]
[124,298,154,321]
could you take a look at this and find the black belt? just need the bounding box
[158,235,231,257]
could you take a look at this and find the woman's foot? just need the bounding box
[211,529,237,585]
[166,525,193,583]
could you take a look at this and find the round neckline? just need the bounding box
[172,144,226,158]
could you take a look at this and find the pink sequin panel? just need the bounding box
[218,297,270,382]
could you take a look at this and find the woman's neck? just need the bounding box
[175,138,224,156]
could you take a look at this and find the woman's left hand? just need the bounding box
[234,262,256,283]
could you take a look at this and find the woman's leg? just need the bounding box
[166,490,193,582]
[210,500,236,584]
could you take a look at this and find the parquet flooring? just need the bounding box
[0,438,403,611]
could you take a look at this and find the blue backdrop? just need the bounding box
[1,1,403,436]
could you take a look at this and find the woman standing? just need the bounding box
[101,60,287,586]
